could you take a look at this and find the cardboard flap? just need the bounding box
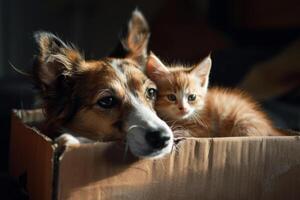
[57,136,300,200]
[14,109,45,125]
[10,110,55,200]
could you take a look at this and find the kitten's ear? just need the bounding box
[146,52,169,82]
[33,32,84,87]
[123,9,150,65]
[190,55,212,87]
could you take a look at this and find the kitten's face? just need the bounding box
[154,70,207,120]
[146,53,211,121]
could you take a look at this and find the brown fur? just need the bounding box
[62,59,156,141]
[33,11,153,141]
[30,10,175,159]
[146,53,284,137]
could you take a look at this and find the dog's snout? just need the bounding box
[145,130,171,149]
[126,101,173,157]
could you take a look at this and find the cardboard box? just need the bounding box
[10,109,300,200]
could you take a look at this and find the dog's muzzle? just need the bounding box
[125,100,174,158]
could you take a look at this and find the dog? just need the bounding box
[32,10,173,158]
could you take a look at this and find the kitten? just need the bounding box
[146,53,284,137]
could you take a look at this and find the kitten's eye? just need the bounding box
[167,94,177,102]
[188,94,197,101]
[97,96,118,109]
[146,88,157,100]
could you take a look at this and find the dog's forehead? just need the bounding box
[108,58,148,84]
[82,59,151,99]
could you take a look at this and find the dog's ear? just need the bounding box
[33,32,84,87]
[33,32,85,129]
[122,9,150,65]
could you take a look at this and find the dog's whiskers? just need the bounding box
[171,138,185,154]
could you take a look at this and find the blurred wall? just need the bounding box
[0,0,166,77]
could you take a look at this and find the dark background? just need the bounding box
[0,0,299,198]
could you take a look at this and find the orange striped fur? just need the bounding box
[146,53,283,137]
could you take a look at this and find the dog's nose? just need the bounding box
[145,130,171,149]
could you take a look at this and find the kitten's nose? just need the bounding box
[179,106,187,113]
[145,130,171,149]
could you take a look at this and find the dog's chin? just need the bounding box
[127,132,173,158]
[128,141,173,159]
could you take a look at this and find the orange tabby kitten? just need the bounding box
[146,53,283,137]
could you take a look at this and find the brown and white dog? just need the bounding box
[33,10,173,158]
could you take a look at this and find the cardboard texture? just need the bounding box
[10,109,300,200]
[10,110,54,200]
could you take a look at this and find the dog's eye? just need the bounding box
[97,96,118,109]
[146,88,157,100]
[188,94,197,101]
[167,94,177,102]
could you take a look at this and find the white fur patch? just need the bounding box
[55,129,94,147]
[55,133,80,146]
